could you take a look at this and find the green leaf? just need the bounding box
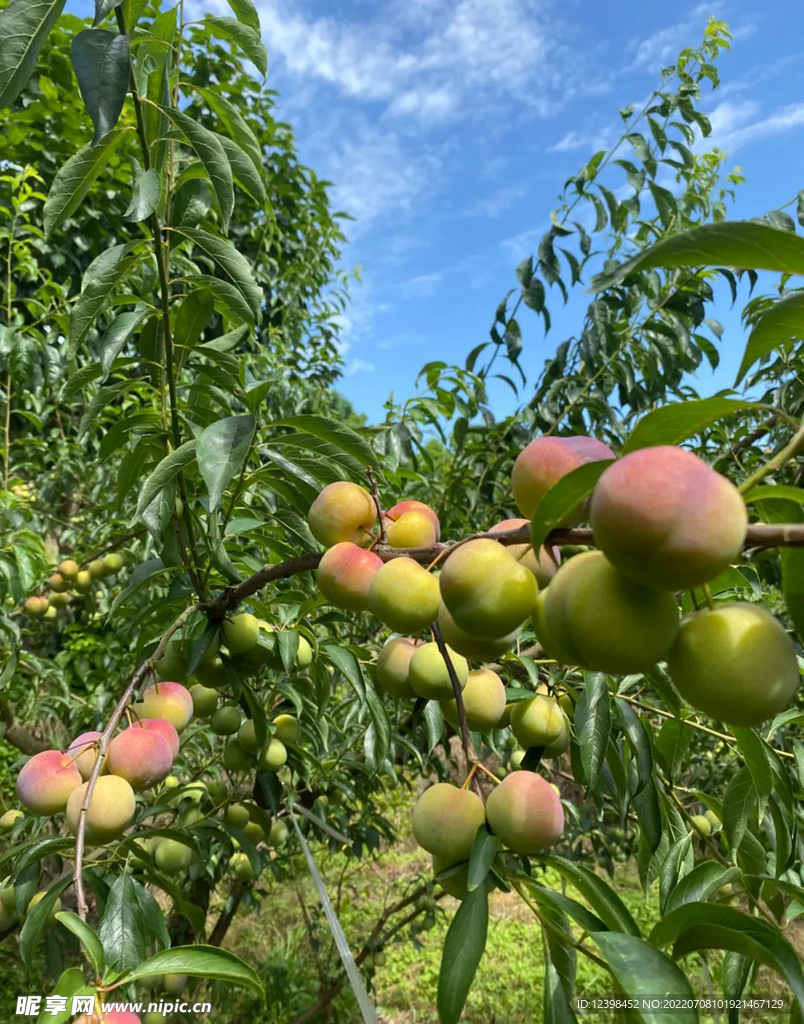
[466,826,499,892]
[19,875,73,967]
[54,912,104,975]
[363,681,392,772]
[225,0,260,32]
[192,86,262,174]
[161,107,234,232]
[35,969,93,1024]
[124,160,160,222]
[664,862,741,914]
[0,0,66,108]
[173,289,214,351]
[172,228,262,321]
[94,0,123,24]
[735,290,804,384]
[44,129,128,237]
[623,398,765,453]
[99,873,146,972]
[100,304,150,376]
[658,833,694,914]
[216,131,267,206]
[650,902,804,1007]
[615,698,652,796]
[732,727,772,811]
[531,460,613,550]
[197,415,255,513]
[117,943,264,998]
[591,932,697,1024]
[754,497,804,642]
[437,886,489,1024]
[273,415,381,473]
[71,30,130,143]
[551,857,641,936]
[595,221,804,290]
[743,484,804,505]
[575,672,610,792]
[724,767,755,854]
[135,440,198,517]
[206,15,267,76]
[69,242,139,353]
[173,178,212,228]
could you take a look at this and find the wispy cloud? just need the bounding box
[396,273,443,298]
[344,358,376,376]
[702,99,804,151]
[461,185,526,218]
[548,127,611,153]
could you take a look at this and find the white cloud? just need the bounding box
[548,127,611,153]
[397,273,443,298]
[461,185,526,218]
[344,358,376,376]
[499,227,544,260]
[626,2,727,72]
[702,99,804,151]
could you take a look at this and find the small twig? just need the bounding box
[738,419,804,494]
[431,621,481,796]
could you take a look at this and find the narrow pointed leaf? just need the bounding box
[206,15,267,76]
[116,944,264,998]
[736,290,804,384]
[437,886,489,1024]
[197,415,255,512]
[0,0,66,107]
[591,932,697,1023]
[44,129,128,237]
[623,398,764,453]
[161,107,234,231]
[71,29,130,142]
[124,161,161,222]
[531,460,613,551]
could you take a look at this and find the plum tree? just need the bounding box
[512,435,614,521]
[484,771,564,853]
[489,518,560,588]
[138,682,194,732]
[436,601,519,662]
[534,551,679,673]
[667,602,799,726]
[307,481,377,547]
[223,612,260,653]
[66,776,136,844]
[368,557,440,632]
[317,542,383,611]
[189,683,218,718]
[257,738,288,771]
[375,636,420,699]
[67,731,107,780]
[273,714,302,744]
[439,539,537,639]
[16,750,82,815]
[412,784,485,863]
[509,695,570,757]
[107,727,174,790]
[408,641,469,700]
[589,446,748,590]
[441,668,506,731]
[154,838,195,873]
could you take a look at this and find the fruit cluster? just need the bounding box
[23,551,127,622]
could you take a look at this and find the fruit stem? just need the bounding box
[474,762,501,786]
[461,763,479,790]
[702,583,715,611]
[366,467,386,545]
[431,621,479,794]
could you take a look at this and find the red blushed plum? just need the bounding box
[107,727,174,790]
[317,541,383,611]
[385,500,441,542]
[76,1013,142,1024]
[139,681,194,732]
[307,481,377,548]
[66,776,136,844]
[589,446,748,591]
[133,718,180,757]
[67,731,108,781]
[489,518,560,588]
[16,750,82,815]
[412,783,486,863]
[485,771,564,854]
[512,435,615,522]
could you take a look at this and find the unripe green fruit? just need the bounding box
[180,806,203,827]
[104,552,124,574]
[0,902,15,930]
[163,973,187,993]
[667,603,799,727]
[368,557,440,633]
[73,570,92,593]
[211,706,241,736]
[163,774,179,789]
[58,559,79,579]
[437,601,519,662]
[440,538,537,639]
[48,573,69,593]
[257,738,287,772]
[43,606,58,622]
[244,821,264,843]
[441,668,506,731]
[207,778,227,801]
[0,884,15,912]
[189,683,218,718]
[375,637,420,699]
[158,641,189,681]
[223,613,260,654]
[408,642,469,701]
[510,695,570,757]
[373,951,386,967]
[0,809,22,830]
[432,853,469,900]
[690,814,711,836]
[195,654,226,689]
[534,551,679,673]
[223,739,254,772]
[509,749,525,770]
[230,851,256,880]
[485,771,564,854]
[154,838,195,873]
[273,714,302,745]
[225,803,250,829]
[705,809,721,830]
[48,591,70,608]
[237,719,261,753]
[268,820,288,846]
[297,635,313,668]
[88,558,107,579]
[412,783,485,863]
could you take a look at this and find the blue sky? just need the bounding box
[70,0,804,421]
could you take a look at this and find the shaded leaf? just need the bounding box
[437,886,488,1024]
[0,0,66,107]
[44,129,128,237]
[71,29,130,142]
[196,415,255,513]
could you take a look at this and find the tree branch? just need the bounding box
[0,703,50,754]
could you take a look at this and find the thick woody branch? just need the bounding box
[0,703,51,754]
[203,522,804,618]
